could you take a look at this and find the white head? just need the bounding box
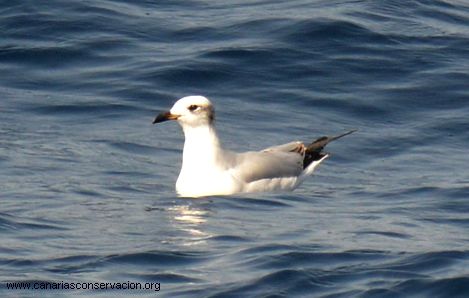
[153,96,215,128]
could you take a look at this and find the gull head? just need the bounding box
[153,96,214,128]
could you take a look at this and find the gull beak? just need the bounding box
[153,111,179,124]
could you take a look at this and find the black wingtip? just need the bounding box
[307,129,357,152]
[330,129,358,141]
[303,129,357,169]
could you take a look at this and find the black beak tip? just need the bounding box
[153,111,176,124]
[152,114,165,124]
[152,116,160,124]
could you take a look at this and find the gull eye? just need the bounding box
[188,105,199,112]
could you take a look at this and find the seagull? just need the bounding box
[153,96,355,197]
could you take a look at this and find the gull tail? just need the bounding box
[303,130,357,169]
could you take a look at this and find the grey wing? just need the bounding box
[262,141,305,153]
[231,150,304,183]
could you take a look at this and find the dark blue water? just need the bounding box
[1,0,469,297]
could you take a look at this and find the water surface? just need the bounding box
[1,0,469,297]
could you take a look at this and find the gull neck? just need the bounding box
[181,123,223,166]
